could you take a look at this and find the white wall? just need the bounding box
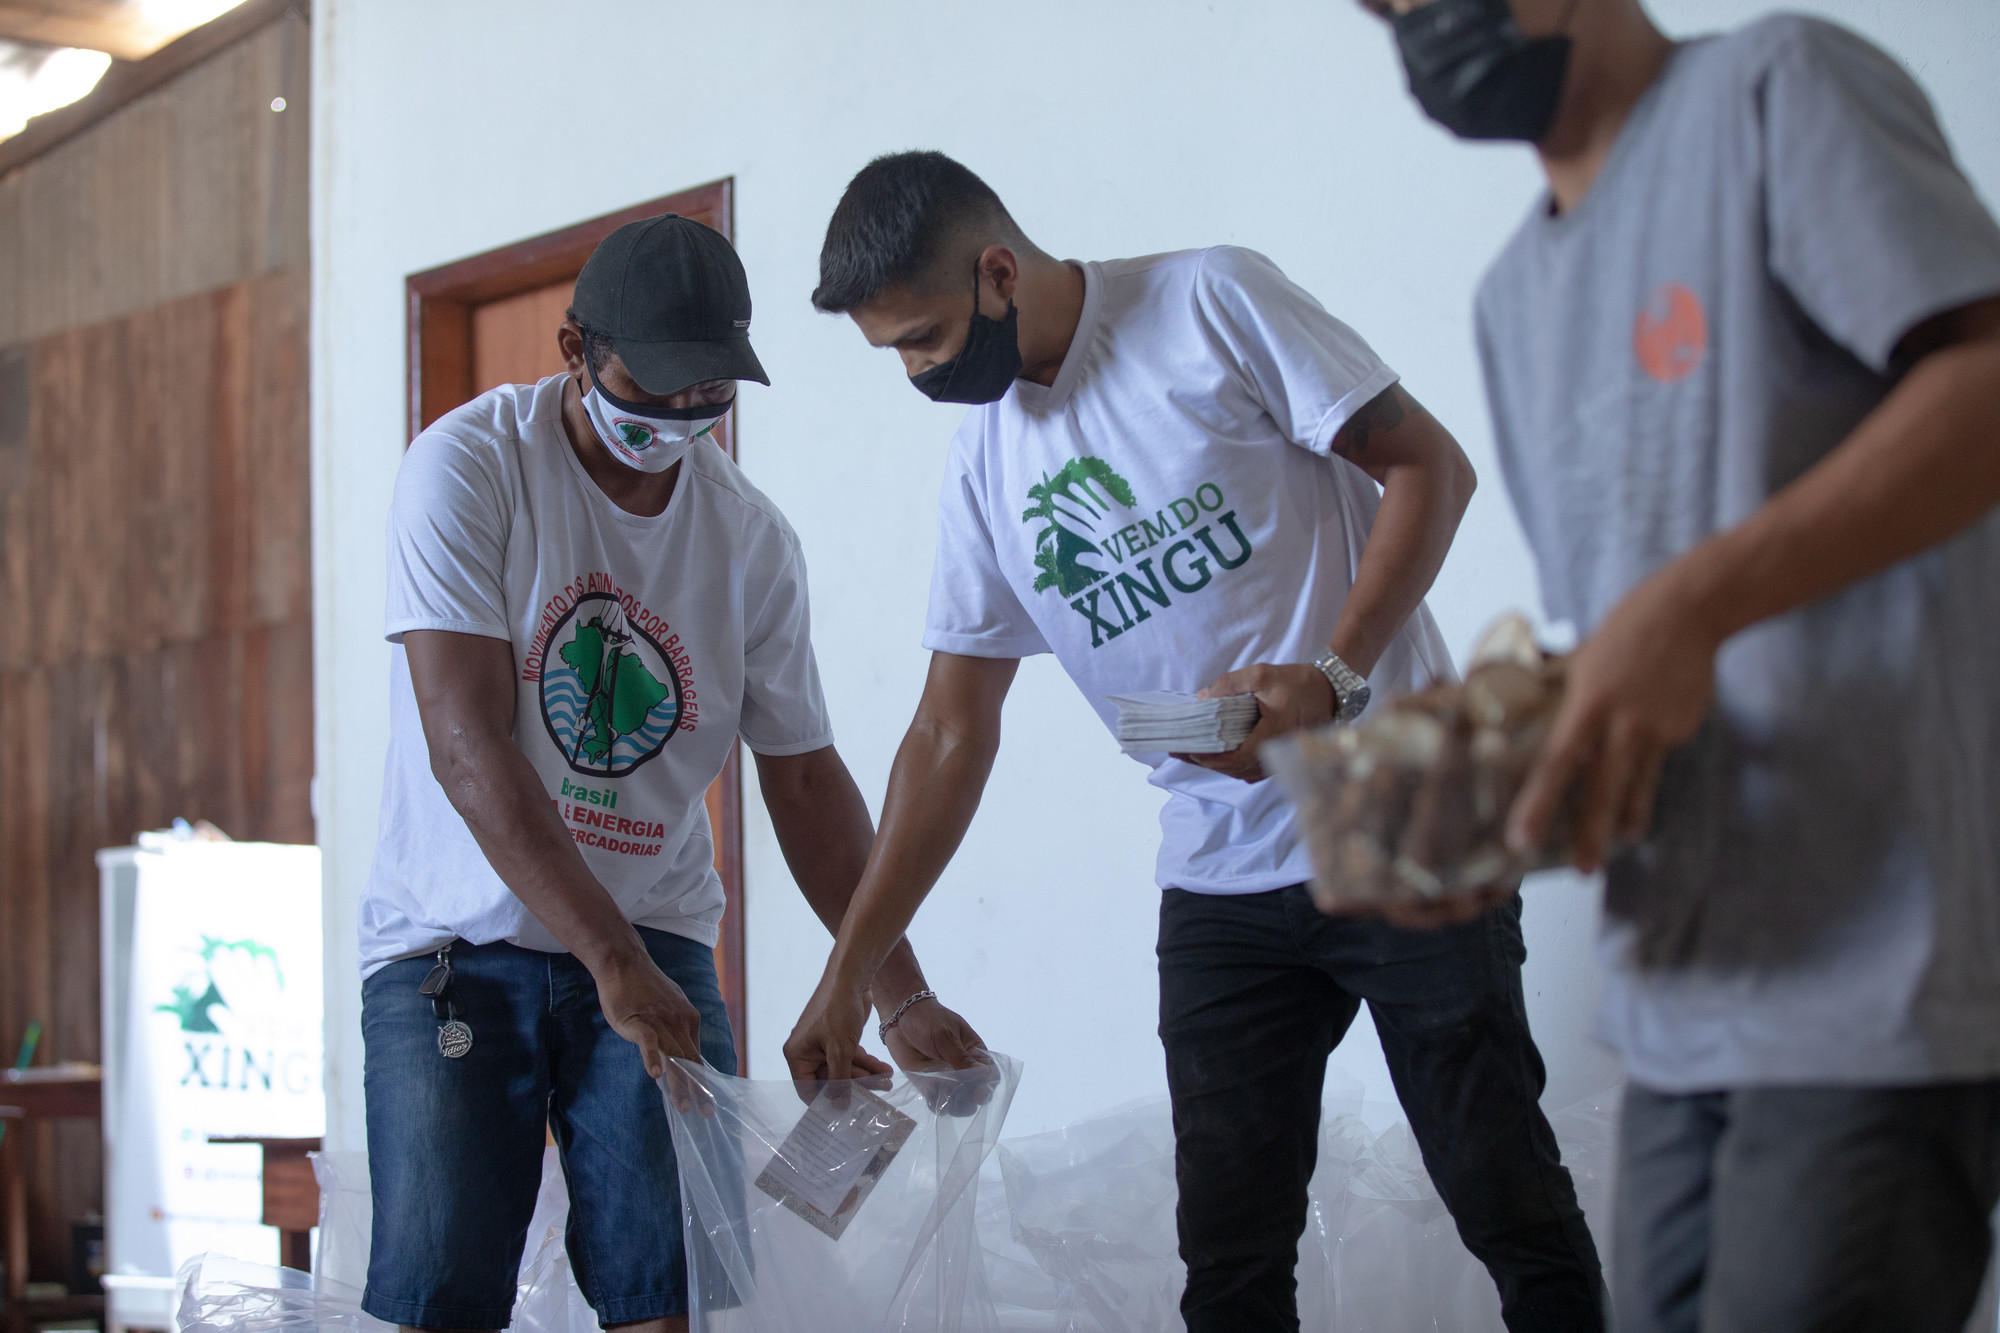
[312,0,2000,1148]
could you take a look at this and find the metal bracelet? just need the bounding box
[877,988,937,1042]
[1311,650,1372,723]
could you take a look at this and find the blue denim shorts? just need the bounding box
[359,927,737,1328]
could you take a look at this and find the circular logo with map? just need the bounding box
[539,592,684,777]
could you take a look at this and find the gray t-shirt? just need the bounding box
[1476,15,2000,1092]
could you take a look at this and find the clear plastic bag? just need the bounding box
[179,1068,1615,1333]
[992,1097,1182,1331]
[307,1150,386,1319]
[663,1054,1022,1332]
[174,1254,370,1333]
[177,1148,601,1333]
[985,1079,1622,1333]
[171,1153,380,1333]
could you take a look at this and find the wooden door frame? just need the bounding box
[403,178,748,1070]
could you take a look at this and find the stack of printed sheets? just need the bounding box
[1108,691,1260,756]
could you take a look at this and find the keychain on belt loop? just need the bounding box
[419,941,474,1059]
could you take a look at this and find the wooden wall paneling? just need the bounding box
[207,282,252,640]
[277,627,314,841]
[174,634,241,837]
[238,620,317,842]
[28,324,91,666]
[104,300,183,657]
[0,680,14,1104]
[246,267,310,626]
[109,300,179,653]
[0,12,310,348]
[156,644,192,829]
[0,345,30,674]
[217,632,252,836]
[7,657,63,1278]
[117,645,172,840]
[241,625,273,839]
[95,653,137,868]
[258,620,313,844]
[0,667,52,1086]
[114,310,168,657]
[46,655,104,1071]
[153,289,221,648]
[0,281,313,1280]
[0,5,312,1283]
[41,653,104,1278]
[0,1,303,180]
[125,299,174,652]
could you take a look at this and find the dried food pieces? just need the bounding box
[1263,615,1578,910]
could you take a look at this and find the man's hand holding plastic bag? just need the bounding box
[787,969,996,1115]
[785,969,887,1085]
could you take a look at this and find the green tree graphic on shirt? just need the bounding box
[559,616,671,765]
[1021,458,1137,596]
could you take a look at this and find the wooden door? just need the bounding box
[405,180,748,1071]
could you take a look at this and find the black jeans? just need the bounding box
[1158,885,1604,1332]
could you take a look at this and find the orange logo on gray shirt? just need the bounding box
[1634,282,1709,383]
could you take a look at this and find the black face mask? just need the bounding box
[1393,0,1574,144]
[909,263,1023,404]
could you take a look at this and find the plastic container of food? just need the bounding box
[1263,615,1578,911]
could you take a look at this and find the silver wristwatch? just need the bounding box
[1309,650,1372,723]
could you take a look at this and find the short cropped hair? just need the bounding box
[564,306,619,365]
[811,151,1019,314]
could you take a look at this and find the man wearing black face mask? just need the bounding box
[784,150,1607,1331]
[1364,2,2000,1330]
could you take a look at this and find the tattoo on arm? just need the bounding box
[1331,384,1408,461]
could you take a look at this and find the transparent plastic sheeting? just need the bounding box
[176,1146,602,1333]
[667,1061,1616,1333]
[177,1071,1623,1333]
[664,1054,1025,1332]
[980,1079,1619,1333]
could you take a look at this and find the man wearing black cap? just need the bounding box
[356,214,981,1333]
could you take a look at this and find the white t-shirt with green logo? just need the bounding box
[925,248,1455,895]
[360,374,832,976]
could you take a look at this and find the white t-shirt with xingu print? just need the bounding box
[360,373,832,977]
[925,248,1456,896]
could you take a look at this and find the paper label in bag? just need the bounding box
[754,1084,916,1240]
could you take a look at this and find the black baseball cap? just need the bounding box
[571,214,770,396]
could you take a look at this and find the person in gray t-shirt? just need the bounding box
[1360,1,2000,1329]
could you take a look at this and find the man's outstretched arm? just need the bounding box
[783,652,1019,1081]
[1186,383,1477,781]
[1511,295,2000,870]
[756,744,986,1071]
[403,629,703,1078]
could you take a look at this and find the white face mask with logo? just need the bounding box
[580,349,732,474]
